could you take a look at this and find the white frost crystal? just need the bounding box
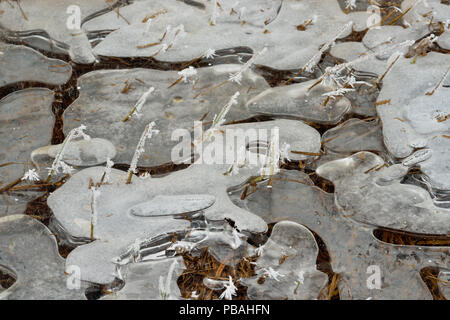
[21,169,40,182]
[219,276,238,300]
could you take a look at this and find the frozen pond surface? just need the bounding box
[0,0,449,300]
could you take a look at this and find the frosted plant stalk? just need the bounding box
[46,125,90,182]
[425,65,450,96]
[199,92,240,144]
[159,259,178,300]
[219,276,237,300]
[161,24,185,53]
[126,122,159,184]
[122,87,155,122]
[376,51,402,84]
[89,186,100,240]
[101,158,114,184]
[310,40,414,91]
[229,47,267,84]
[283,22,353,85]
[169,66,197,88]
[297,270,305,285]
[178,66,197,83]
[196,48,267,97]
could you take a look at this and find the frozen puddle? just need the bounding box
[0,0,449,300]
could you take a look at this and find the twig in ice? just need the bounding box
[425,65,450,96]
[126,122,159,184]
[122,87,155,122]
[168,66,197,88]
[89,181,100,241]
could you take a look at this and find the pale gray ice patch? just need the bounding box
[316,151,450,234]
[330,41,387,76]
[129,194,215,217]
[101,257,184,300]
[0,43,72,86]
[90,0,369,70]
[376,52,450,190]
[437,30,450,51]
[246,79,352,125]
[0,202,27,218]
[63,65,270,166]
[437,269,450,299]
[231,169,448,299]
[322,118,386,154]
[243,221,328,300]
[0,215,86,300]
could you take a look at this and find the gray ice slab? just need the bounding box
[322,118,385,154]
[246,79,352,125]
[231,169,448,299]
[129,194,215,217]
[0,88,55,205]
[63,65,270,166]
[0,43,72,86]
[437,30,450,51]
[48,119,321,283]
[101,257,184,300]
[316,152,450,235]
[376,52,450,190]
[90,0,369,70]
[0,202,26,218]
[0,215,86,300]
[243,221,328,300]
